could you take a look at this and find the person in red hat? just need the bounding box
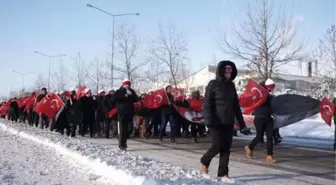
[245,78,277,164]
[114,78,139,151]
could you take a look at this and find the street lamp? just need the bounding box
[86,3,140,88]
[12,70,35,91]
[34,50,66,90]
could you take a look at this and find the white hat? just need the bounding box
[265,78,275,85]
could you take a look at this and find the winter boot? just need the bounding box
[244,145,253,159]
[266,155,276,163]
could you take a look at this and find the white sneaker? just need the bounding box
[219,176,236,184]
[202,173,211,179]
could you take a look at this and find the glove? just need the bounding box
[126,89,132,95]
[240,127,252,135]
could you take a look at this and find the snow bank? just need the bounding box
[0,120,226,185]
[280,118,335,140]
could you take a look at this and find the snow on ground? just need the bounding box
[0,125,113,185]
[0,120,238,185]
[279,118,335,140]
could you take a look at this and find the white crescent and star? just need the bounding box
[173,90,181,99]
[322,105,332,115]
[155,95,163,104]
[251,87,263,100]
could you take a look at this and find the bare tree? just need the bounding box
[33,73,48,90]
[316,25,336,94]
[220,0,305,79]
[151,24,189,87]
[87,58,108,93]
[52,61,69,92]
[114,24,143,84]
[143,56,169,88]
[71,53,88,88]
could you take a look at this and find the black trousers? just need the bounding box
[248,116,274,155]
[105,119,118,138]
[200,124,234,177]
[118,115,132,148]
[81,118,94,137]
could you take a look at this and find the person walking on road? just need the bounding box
[200,60,250,184]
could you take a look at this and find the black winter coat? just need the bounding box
[202,60,245,128]
[253,95,274,118]
[161,93,175,115]
[10,101,19,113]
[103,94,117,120]
[114,87,139,117]
[79,96,97,121]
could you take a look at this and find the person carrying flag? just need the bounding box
[244,78,277,163]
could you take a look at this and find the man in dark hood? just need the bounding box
[200,60,250,183]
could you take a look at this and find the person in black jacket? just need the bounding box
[200,60,250,183]
[9,98,19,122]
[79,88,97,137]
[245,79,277,163]
[95,90,106,137]
[55,92,71,136]
[103,89,118,138]
[114,79,139,150]
[159,85,178,143]
[34,87,49,128]
[69,91,81,137]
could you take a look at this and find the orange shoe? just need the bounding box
[200,163,208,174]
[266,155,276,163]
[244,145,253,159]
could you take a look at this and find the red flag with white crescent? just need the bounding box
[320,97,335,126]
[239,80,269,114]
[24,92,37,113]
[34,93,64,119]
[76,86,87,100]
[171,88,185,102]
[143,88,169,109]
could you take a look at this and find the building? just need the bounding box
[176,65,319,95]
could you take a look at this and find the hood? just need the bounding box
[215,60,238,81]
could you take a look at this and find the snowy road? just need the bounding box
[0,128,113,185]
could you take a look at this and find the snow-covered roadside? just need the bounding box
[0,126,113,185]
[0,120,234,185]
[279,119,335,140]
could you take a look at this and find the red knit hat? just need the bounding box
[122,78,131,86]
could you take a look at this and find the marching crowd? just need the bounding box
[1,60,320,184]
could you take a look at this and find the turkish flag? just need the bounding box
[189,99,203,112]
[320,97,335,126]
[108,101,144,118]
[24,92,37,113]
[17,97,26,108]
[0,99,13,116]
[109,107,117,118]
[143,88,169,109]
[171,88,185,102]
[62,91,72,100]
[76,86,87,100]
[239,80,269,114]
[34,93,64,119]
